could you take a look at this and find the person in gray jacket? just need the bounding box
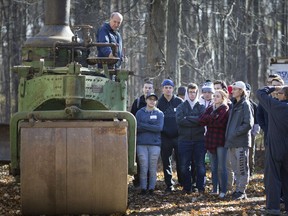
[225,81,254,200]
[136,93,164,195]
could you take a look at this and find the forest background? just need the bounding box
[1,0,288,124]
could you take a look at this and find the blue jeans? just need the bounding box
[161,136,181,188]
[208,147,228,193]
[137,145,161,190]
[178,140,206,192]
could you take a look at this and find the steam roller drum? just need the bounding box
[20,121,128,215]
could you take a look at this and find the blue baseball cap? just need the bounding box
[161,79,174,87]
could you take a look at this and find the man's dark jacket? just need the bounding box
[157,95,183,138]
[256,87,288,160]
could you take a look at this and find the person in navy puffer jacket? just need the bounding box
[96,12,123,69]
[136,93,164,195]
[257,86,288,215]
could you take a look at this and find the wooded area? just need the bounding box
[1,0,288,123]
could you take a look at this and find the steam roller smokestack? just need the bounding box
[24,0,74,47]
[45,0,70,25]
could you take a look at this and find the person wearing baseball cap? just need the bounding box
[135,92,163,195]
[130,80,154,188]
[145,92,158,101]
[161,79,175,87]
[225,80,254,200]
[231,81,246,91]
[157,78,183,192]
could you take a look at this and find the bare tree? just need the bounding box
[166,0,181,87]
[146,0,168,94]
[2,0,288,122]
[0,0,41,123]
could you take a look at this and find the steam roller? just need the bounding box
[10,0,136,215]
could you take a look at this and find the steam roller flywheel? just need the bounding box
[20,121,128,215]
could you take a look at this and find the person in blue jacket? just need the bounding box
[257,75,284,145]
[136,93,164,195]
[131,79,154,187]
[256,86,288,215]
[96,12,123,68]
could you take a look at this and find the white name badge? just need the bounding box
[150,115,157,120]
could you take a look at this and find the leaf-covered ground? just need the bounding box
[127,149,267,216]
[127,172,266,215]
[0,149,286,215]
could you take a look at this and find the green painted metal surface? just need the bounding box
[11,58,136,176]
[14,61,130,112]
[10,0,136,179]
[10,1,136,215]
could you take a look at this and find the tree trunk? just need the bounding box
[166,0,181,87]
[146,0,168,95]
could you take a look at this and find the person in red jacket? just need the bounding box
[199,90,230,198]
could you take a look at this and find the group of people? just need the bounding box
[130,76,288,215]
[97,11,287,216]
[131,79,254,198]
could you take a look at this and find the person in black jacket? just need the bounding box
[130,80,154,187]
[256,86,288,215]
[131,80,154,116]
[176,83,206,194]
[257,76,284,145]
[157,79,183,192]
[257,77,284,195]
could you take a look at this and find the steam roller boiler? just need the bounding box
[10,0,136,215]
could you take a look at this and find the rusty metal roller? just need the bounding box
[20,121,128,215]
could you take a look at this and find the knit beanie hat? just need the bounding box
[202,81,215,93]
